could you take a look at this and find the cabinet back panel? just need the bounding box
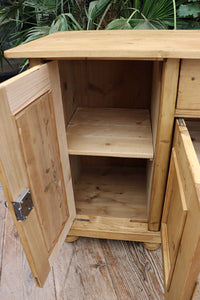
[81,156,146,168]
[69,155,146,190]
[79,60,152,108]
[59,60,153,123]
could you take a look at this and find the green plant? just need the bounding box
[0,0,83,69]
[177,0,200,29]
[106,0,185,30]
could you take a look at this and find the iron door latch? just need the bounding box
[12,189,33,221]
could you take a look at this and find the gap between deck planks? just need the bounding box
[0,186,199,300]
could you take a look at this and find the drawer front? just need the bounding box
[176,60,200,115]
[162,120,200,300]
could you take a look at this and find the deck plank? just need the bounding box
[100,239,164,300]
[0,207,56,300]
[1,185,198,299]
[53,238,118,300]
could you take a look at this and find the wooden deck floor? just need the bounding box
[0,187,199,300]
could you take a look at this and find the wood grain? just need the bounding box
[161,149,188,291]
[47,61,76,265]
[67,108,153,159]
[69,216,161,243]
[0,61,76,286]
[58,61,79,126]
[16,92,69,251]
[3,185,197,300]
[177,60,200,110]
[0,83,51,287]
[164,120,200,300]
[76,60,152,109]
[29,58,43,68]
[5,30,200,59]
[146,61,162,215]
[1,64,50,115]
[0,209,56,299]
[74,164,147,220]
[0,188,164,300]
[151,61,163,150]
[53,238,118,300]
[100,239,164,300]
[148,58,180,231]
[175,108,200,118]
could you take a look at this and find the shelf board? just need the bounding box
[74,165,148,222]
[67,108,153,159]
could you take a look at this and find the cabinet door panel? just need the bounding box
[0,62,76,286]
[16,92,68,251]
[162,120,200,300]
[162,149,188,291]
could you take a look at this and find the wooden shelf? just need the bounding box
[74,164,148,222]
[67,108,153,159]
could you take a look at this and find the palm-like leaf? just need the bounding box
[106,0,185,30]
[106,18,132,30]
[87,0,112,29]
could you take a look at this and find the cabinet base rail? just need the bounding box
[68,215,161,244]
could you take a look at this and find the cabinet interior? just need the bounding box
[59,59,162,222]
[70,156,148,221]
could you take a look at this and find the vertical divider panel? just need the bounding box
[147,61,163,215]
[148,59,180,231]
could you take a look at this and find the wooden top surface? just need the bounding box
[5,30,200,59]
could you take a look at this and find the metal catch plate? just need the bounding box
[12,189,33,221]
[178,118,185,127]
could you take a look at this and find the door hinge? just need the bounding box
[12,189,33,221]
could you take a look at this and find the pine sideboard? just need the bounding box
[1,30,200,299]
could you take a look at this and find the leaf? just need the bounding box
[89,0,112,20]
[178,3,200,18]
[64,13,83,30]
[49,15,69,33]
[134,20,156,29]
[105,18,132,30]
[23,26,50,43]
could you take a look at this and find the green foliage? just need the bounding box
[177,0,200,29]
[87,0,112,29]
[178,2,200,18]
[106,0,185,30]
[106,18,132,30]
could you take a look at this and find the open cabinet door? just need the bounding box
[162,119,200,300]
[0,62,76,287]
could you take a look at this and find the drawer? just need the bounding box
[176,60,200,117]
[162,119,200,300]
